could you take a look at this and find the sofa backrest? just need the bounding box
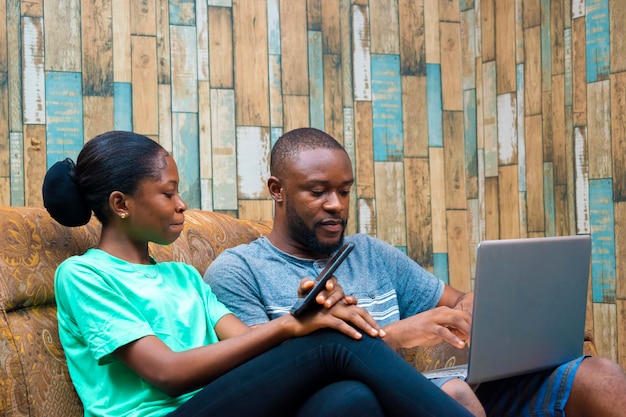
[0,207,271,417]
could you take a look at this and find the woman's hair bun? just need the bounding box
[42,158,92,227]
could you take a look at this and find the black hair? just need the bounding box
[270,128,345,178]
[42,131,168,227]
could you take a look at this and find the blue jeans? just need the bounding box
[169,329,472,417]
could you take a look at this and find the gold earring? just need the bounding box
[120,213,128,219]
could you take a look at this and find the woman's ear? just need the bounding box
[267,176,283,203]
[109,191,129,218]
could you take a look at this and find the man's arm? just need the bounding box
[381,285,473,351]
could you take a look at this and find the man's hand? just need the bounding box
[381,307,471,350]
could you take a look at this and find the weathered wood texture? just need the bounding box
[2,0,625,367]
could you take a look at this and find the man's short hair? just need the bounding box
[270,128,345,177]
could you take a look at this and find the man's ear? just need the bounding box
[109,191,129,217]
[268,176,284,202]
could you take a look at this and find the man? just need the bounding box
[205,127,626,417]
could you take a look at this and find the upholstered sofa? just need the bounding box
[0,206,596,416]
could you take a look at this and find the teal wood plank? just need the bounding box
[171,25,198,113]
[340,0,354,107]
[45,71,83,168]
[269,54,283,127]
[308,31,324,130]
[460,0,474,12]
[543,162,556,236]
[517,63,526,192]
[236,126,271,199]
[270,127,283,148]
[372,54,403,161]
[267,0,281,55]
[585,0,610,82]
[210,88,237,211]
[9,132,24,206]
[464,89,478,199]
[589,178,616,303]
[483,61,497,177]
[208,0,232,6]
[433,253,450,284]
[427,63,443,147]
[173,112,200,209]
[114,82,132,131]
[169,0,196,26]
[541,0,552,90]
[197,0,209,82]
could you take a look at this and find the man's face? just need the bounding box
[281,148,353,257]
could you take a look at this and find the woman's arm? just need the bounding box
[114,302,380,397]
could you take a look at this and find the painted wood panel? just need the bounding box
[236,126,271,199]
[22,16,45,125]
[354,100,374,198]
[352,4,371,101]
[586,0,610,82]
[131,35,159,136]
[81,0,113,97]
[43,0,81,72]
[399,0,426,76]
[402,75,428,158]
[280,0,307,95]
[113,83,131,131]
[171,25,199,113]
[443,111,467,210]
[369,0,399,55]
[209,6,233,88]
[430,147,447,252]
[112,0,131,83]
[375,161,406,247]
[323,54,343,142]
[447,209,471,293]
[612,72,626,202]
[587,80,612,179]
[372,54,403,162]
[495,0,515,94]
[405,157,433,270]
[590,178,616,303]
[440,22,463,111]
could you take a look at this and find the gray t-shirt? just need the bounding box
[204,234,444,327]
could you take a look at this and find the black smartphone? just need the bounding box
[290,241,355,317]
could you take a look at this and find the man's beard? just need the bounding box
[286,202,346,256]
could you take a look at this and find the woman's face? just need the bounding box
[123,154,188,245]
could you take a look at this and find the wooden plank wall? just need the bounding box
[1,0,625,366]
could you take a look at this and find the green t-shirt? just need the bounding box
[55,248,231,417]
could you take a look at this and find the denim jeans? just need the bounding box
[169,329,471,417]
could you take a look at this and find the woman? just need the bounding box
[42,131,471,417]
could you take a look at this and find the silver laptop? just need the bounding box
[422,235,591,384]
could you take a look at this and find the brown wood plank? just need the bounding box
[43,0,81,71]
[440,22,463,111]
[617,202,626,299]
[617,299,626,368]
[112,0,131,82]
[156,0,171,84]
[430,147,447,252]
[443,111,467,209]
[554,183,570,236]
[480,0,495,62]
[158,84,172,151]
[280,0,308,95]
[131,35,159,136]
[0,1,6,73]
[370,0,399,54]
[524,26,542,116]
[307,0,321,30]
[321,0,340,54]
[498,164,520,239]
[83,96,114,143]
[587,80,612,179]
[612,72,626,202]
[209,6,233,88]
[405,157,433,270]
[374,162,407,246]
[542,91,553,163]
[355,100,374,198]
[424,0,440,64]
[550,0,565,75]
[282,95,309,133]
[324,54,343,143]
[572,17,587,126]
[447,209,471,293]
[21,0,42,16]
[198,81,211,180]
[402,75,428,157]
[439,0,459,22]
[495,0,515,94]
[238,199,274,222]
[552,74,566,184]
[23,124,45,207]
[593,303,618,361]
[610,0,626,73]
[526,114,545,232]
[81,0,113,96]
[522,0,540,28]
[131,0,156,36]
[0,71,8,178]
[234,0,269,126]
[484,176,499,239]
[399,0,425,76]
